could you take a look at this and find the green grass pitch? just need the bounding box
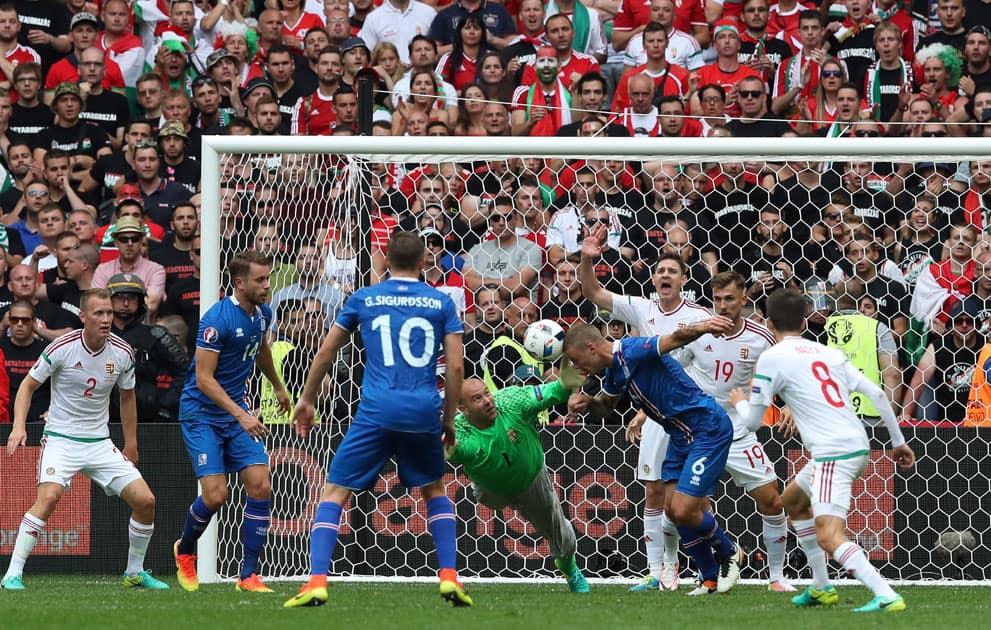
[3,578,990,630]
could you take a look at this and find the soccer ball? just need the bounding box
[524,319,565,362]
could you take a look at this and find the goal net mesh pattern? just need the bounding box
[206,139,991,582]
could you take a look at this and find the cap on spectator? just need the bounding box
[713,19,740,38]
[205,48,238,71]
[107,273,147,297]
[240,76,274,101]
[419,228,444,248]
[116,183,142,203]
[51,82,82,110]
[70,12,99,30]
[158,120,188,139]
[115,216,145,235]
[514,365,542,384]
[159,38,187,56]
[340,36,369,55]
[967,25,991,40]
[948,300,978,320]
[917,162,955,174]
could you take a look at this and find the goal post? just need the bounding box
[197,135,991,584]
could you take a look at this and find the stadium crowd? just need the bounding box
[0,0,988,426]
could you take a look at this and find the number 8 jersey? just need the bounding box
[29,330,136,439]
[335,277,462,432]
[748,335,870,460]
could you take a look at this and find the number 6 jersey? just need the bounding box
[748,335,871,460]
[29,329,136,440]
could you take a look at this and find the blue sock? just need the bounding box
[426,496,457,571]
[178,496,215,555]
[310,502,343,577]
[700,511,735,558]
[240,497,270,580]
[677,522,719,583]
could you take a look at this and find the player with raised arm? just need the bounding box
[565,317,746,597]
[729,288,915,613]
[284,232,469,609]
[172,251,292,594]
[2,289,168,591]
[627,271,795,592]
[451,373,590,593]
[579,222,713,591]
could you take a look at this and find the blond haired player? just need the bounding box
[2,289,167,591]
[730,288,914,613]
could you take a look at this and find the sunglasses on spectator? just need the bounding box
[921,131,947,137]
[488,213,510,223]
[824,212,842,220]
[192,75,216,87]
[586,217,610,226]
[27,190,48,197]
[116,234,142,243]
[304,311,323,318]
[9,316,32,324]
[738,90,763,99]
[821,69,843,78]
[854,130,880,137]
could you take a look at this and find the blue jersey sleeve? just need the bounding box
[196,305,228,353]
[334,291,361,332]
[601,368,624,398]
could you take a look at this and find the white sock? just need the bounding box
[126,519,154,577]
[761,511,788,582]
[643,508,663,578]
[4,513,45,579]
[834,541,897,599]
[792,519,829,589]
[659,511,680,567]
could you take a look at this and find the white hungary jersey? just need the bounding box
[683,319,776,438]
[29,330,136,440]
[749,336,870,460]
[610,295,711,337]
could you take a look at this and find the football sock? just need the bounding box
[701,511,736,559]
[761,511,788,582]
[310,501,343,577]
[643,508,664,577]
[4,513,45,579]
[834,541,897,599]
[793,519,829,589]
[126,518,154,577]
[240,497,270,580]
[426,496,457,572]
[659,511,680,567]
[677,515,724,583]
[178,496,215,555]
[556,554,577,575]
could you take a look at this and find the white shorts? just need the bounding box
[637,421,670,481]
[724,432,779,492]
[38,435,143,497]
[793,454,868,519]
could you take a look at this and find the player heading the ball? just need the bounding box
[3,289,168,591]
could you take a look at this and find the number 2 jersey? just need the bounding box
[29,329,136,439]
[336,277,462,433]
[180,296,272,422]
[748,336,871,460]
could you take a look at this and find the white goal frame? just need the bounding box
[197,135,991,584]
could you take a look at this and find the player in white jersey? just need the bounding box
[580,227,710,591]
[730,289,914,614]
[676,272,793,591]
[2,289,167,592]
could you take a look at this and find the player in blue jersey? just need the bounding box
[284,232,468,609]
[564,321,747,596]
[173,250,292,593]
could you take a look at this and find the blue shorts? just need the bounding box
[661,407,733,497]
[328,419,444,491]
[180,419,268,477]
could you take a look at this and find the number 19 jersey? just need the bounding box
[749,336,870,460]
[336,277,463,433]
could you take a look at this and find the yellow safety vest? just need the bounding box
[260,339,320,425]
[482,335,549,424]
[825,313,881,417]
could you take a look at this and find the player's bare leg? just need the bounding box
[420,480,472,607]
[175,473,230,592]
[285,482,352,608]
[815,514,904,612]
[236,464,273,592]
[119,479,168,589]
[2,483,63,590]
[668,491,741,595]
[782,481,837,607]
[749,481,794,591]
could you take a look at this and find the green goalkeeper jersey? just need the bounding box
[449,381,571,496]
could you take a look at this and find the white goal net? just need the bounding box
[198,136,991,584]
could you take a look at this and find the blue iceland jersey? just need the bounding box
[602,337,721,443]
[336,277,463,432]
[180,296,272,421]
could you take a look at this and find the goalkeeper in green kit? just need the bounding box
[448,364,590,593]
